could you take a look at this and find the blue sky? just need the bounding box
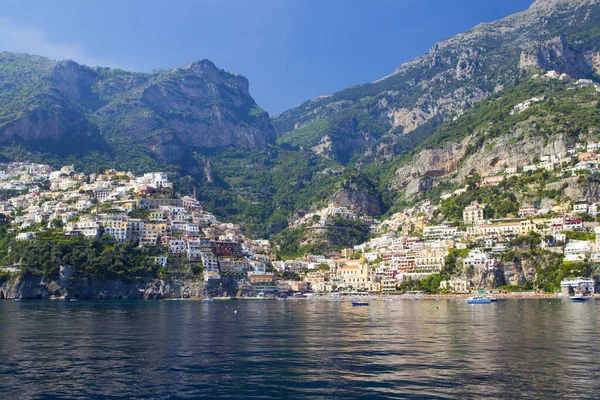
[0,0,533,115]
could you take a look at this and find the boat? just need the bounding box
[200,298,214,303]
[466,296,492,304]
[351,301,369,306]
[257,292,265,299]
[570,293,588,302]
[486,296,497,302]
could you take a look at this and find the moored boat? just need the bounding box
[570,293,588,302]
[351,301,369,306]
[467,296,492,304]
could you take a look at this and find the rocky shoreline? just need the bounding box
[0,273,238,300]
[0,272,586,301]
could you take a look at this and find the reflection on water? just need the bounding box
[0,299,598,399]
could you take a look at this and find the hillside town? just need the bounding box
[273,133,600,295]
[1,145,600,297]
[0,163,280,291]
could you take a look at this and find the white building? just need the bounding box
[154,257,168,267]
[64,219,100,238]
[440,277,472,293]
[169,239,187,254]
[185,223,200,236]
[104,227,127,242]
[463,249,499,271]
[573,202,589,214]
[201,252,220,271]
[362,252,379,262]
[564,240,591,262]
[560,277,594,296]
[272,261,309,274]
[424,225,458,240]
[16,232,37,241]
[186,240,203,260]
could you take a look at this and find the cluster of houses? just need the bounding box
[276,190,600,293]
[533,69,600,89]
[510,69,599,114]
[276,136,600,293]
[2,163,280,289]
[3,152,600,295]
[288,204,376,229]
[457,148,600,192]
[511,96,544,114]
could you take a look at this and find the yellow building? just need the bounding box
[552,204,571,213]
[141,222,168,245]
[341,248,354,259]
[149,211,166,220]
[412,216,426,232]
[337,257,372,289]
[463,201,486,225]
[468,219,536,237]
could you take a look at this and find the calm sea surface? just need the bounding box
[0,299,599,399]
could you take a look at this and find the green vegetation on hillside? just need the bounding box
[395,78,600,174]
[273,218,370,260]
[2,228,165,280]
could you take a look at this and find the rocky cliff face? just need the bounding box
[519,36,593,77]
[0,54,275,164]
[388,58,600,199]
[393,129,570,199]
[392,138,471,196]
[330,187,382,216]
[98,60,275,163]
[500,258,538,286]
[0,55,106,154]
[459,254,537,288]
[0,273,238,300]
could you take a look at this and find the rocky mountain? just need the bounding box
[273,0,600,164]
[0,53,274,165]
[1,0,600,239]
[391,72,600,192]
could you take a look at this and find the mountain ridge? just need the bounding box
[0,52,275,166]
[273,0,600,166]
[1,0,600,237]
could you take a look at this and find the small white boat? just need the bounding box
[467,296,492,304]
[486,296,497,302]
[570,293,588,302]
[200,298,214,303]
